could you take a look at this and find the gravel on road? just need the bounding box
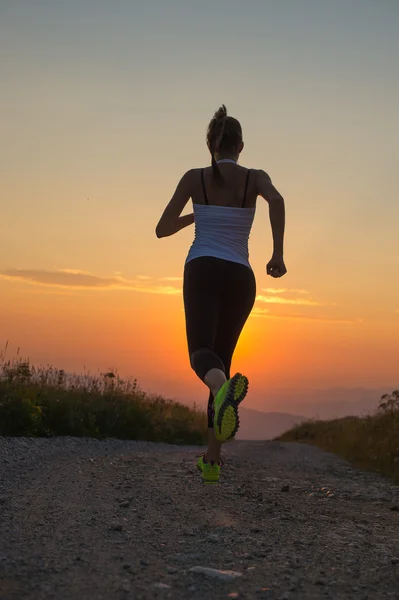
[1,437,399,600]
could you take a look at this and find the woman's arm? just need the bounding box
[156,170,194,238]
[256,169,287,277]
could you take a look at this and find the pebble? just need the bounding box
[281,484,290,492]
[120,580,130,593]
[166,566,178,574]
[188,566,243,581]
[119,500,130,508]
[109,523,123,532]
[153,583,170,589]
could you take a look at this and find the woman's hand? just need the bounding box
[266,253,287,278]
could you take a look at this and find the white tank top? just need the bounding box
[185,162,256,270]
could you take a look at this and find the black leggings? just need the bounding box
[183,257,256,428]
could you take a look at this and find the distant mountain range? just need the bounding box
[261,387,391,420]
[232,386,398,440]
[235,407,305,441]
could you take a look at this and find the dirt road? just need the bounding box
[1,437,399,600]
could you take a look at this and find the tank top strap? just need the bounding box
[242,169,251,207]
[201,169,209,205]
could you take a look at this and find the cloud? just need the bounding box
[250,307,270,317]
[1,269,117,288]
[136,275,152,280]
[277,314,362,323]
[252,289,354,321]
[59,268,92,275]
[0,269,181,295]
[134,285,180,296]
[20,288,75,296]
[256,295,322,306]
[262,288,309,295]
[251,310,361,323]
[257,287,325,307]
[159,276,183,282]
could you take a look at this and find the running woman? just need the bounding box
[156,105,286,484]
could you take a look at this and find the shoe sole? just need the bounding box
[196,463,219,484]
[214,373,248,442]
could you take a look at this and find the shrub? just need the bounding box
[0,356,207,445]
[277,390,399,483]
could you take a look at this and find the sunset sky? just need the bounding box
[1,1,398,415]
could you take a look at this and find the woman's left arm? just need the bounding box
[156,170,194,238]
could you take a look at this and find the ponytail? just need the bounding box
[206,104,243,186]
[211,150,223,185]
[208,106,227,185]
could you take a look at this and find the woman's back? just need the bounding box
[186,162,257,269]
[191,162,257,209]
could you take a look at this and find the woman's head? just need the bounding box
[206,105,244,183]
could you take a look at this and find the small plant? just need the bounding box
[378,390,399,413]
[2,360,32,383]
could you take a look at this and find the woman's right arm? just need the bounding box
[155,170,194,238]
[256,170,287,278]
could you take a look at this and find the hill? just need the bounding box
[235,407,305,440]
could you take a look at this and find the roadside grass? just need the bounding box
[277,390,399,484]
[0,353,207,445]
[2,344,398,481]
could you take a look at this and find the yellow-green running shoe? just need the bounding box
[196,454,223,484]
[213,373,249,442]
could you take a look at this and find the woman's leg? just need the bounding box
[183,258,255,464]
[183,256,227,383]
[205,263,256,462]
[183,257,224,370]
[183,258,228,465]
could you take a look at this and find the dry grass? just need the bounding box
[277,390,399,483]
[0,346,207,445]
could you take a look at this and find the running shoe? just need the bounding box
[213,373,248,442]
[196,454,223,484]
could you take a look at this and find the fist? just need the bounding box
[266,255,287,278]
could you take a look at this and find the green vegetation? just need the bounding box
[0,354,207,445]
[277,390,399,483]
[2,344,398,483]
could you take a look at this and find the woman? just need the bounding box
[156,105,286,484]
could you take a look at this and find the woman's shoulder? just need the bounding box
[182,166,272,183]
[181,167,203,183]
[254,169,272,182]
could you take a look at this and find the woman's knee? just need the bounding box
[190,347,225,381]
